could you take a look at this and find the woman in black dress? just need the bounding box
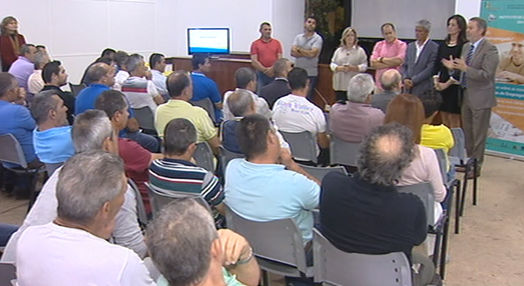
[434,14,468,128]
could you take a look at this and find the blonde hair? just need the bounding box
[1,16,18,36]
[340,27,358,47]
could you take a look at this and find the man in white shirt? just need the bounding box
[16,150,155,286]
[2,111,147,263]
[121,54,164,113]
[272,67,329,161]
[149,53,168,100]
[223,67,271,121]
[27,51,50,97]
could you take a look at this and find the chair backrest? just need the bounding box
[132,107,155,131]
[145,182,208,219]
[219,146,244,175]
[225,205,309,273]
[191,98,216,122]
[313,229,412,286]
[193,142,215,172]
[0,134,28,168]
[449,128,466,160]
[128,179,149,227]
[0,262,16,286]
[397,182,435,227]
[69,83,86,96]
[45,162,63,177]
[298,164,347,182]
[433,149,448,184]
[330,135,360,167]
[280,131,318,163]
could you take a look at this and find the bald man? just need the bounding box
[371,69,402,113]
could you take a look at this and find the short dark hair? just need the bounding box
[306,15,318,25]
[114,51,129,70]
[419,90,443,119]
[95,90,128,120]
[381,23,396,32]
[35,45,46,50]
[287,67,309,90]
[470,17,488,36]
[234,67,256,89]
[20,44,35,56]
[163,118,197,156]
[149,53,165,69]
[42,60,62,84]
[101,48,116,58]
[273,58,291,77]
[238,114,272,159]
[192,53,209,70]
[0,72,16,97]
[259,22,271,30]
[31,90,60,125]
[95,56,113,65]
[167,71,191,98]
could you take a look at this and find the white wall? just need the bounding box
[455,0,482,20]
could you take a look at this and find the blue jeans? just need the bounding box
[256,70,274,94]
[124,131,160,153]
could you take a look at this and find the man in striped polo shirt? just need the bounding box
[149,118,225,228]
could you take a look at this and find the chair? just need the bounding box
[330,135,360,168]
[132,107,156,133]
[44,162,63,177]
[280,131,318,164]
[218,146,244,175]
[145,182,208,219]
[225,205,313,285]
[191,98,216,123]
[0,134,46,211]
[0,262,16,286]
[298,164,347,182]
[433,149,462,235]
[69,83,86,96]
[449,128,478,217]
[193,142,215,172]
[313,229,412,286]
[127,179,149,227]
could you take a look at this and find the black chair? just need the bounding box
[69,83,86,97]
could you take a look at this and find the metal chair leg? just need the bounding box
[459,164,469,217]
[454,180,461,234]
[440,214,451,279]
[472,159,478,206]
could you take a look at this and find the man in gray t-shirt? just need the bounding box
[291,16,323,101]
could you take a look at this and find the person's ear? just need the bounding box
[102,136,112,152]
[210,238,223,262]
[187,142,197,155]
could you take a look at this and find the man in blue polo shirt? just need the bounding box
[75,63,159,153]
[190,54,223,123]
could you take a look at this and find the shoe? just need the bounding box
[455,166,466,172]
[466,169,480,180]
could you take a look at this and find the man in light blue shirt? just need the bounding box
[225,114,320,244]
[30,90,75,164]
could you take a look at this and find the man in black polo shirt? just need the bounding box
[41,61,76,125]
[319,122,438,286]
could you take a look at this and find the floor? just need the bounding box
[1,155,523,285]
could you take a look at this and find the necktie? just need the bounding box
[461,44,475,88]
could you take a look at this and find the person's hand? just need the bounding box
[279,148,295,168]
[403,79,413,89]
[449,77,460,85]
[453,58,468,72]
[264,67,274,78]
[18,87,26,101]
[434,82,444,91]
[218,229,252,266]
[441,56,455,70]
[145,70,153,80]
[498,71,518,81]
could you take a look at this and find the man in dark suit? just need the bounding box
[402,19,439,96]
[444,17,499,178]
[259,58,293,109]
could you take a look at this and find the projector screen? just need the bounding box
[187,28,230,54]
[352,0,455,40]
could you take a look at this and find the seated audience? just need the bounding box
[41,60,75,125]
[8,44,36,92]
[1,110,147,262]
[95,90,163,214]
[330,73,384,143]
[320,122,438,286]
[155,71,220,154]
[35,45,48,55]
[80,56,114,86]
[101,48,116,60]
[16,150,155,285]
[27,51,50,96]
[384,93,447,221]
[30,90,75,164]
[121,53,164,113]
[223,67,271,121]
[259,58,293,109]
[75,62,159,153]
[272,67,329,161]
[149,53,168,99]
[420,90,455,154]
[225,114,320,246]
[146,199,259,286]
[149,118,225,227]
[371,69,402,113]
[191,53,223,122]
[113,50,130,90]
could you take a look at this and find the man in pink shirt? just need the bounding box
[371,23,407,90]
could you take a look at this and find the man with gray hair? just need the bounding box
[223,67,271,121]
[402,19,439,96]
[16,150,155,285]
[30,90,75,165]
[8,44,37,93]
[146,198,260,286]
[121,53,164,114]
[371,69,402,113]
[320,122,439,286]
[259,58,293,108]
[330,73,384,143]
[2,110,147,262]
[27,51,50,96]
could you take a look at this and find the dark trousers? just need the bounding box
[307,76,318,102]
[256,70,274,94]
[124,131,160,153]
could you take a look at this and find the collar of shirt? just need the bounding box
[18,56,32,63]
[234,88,258,97]
[275,77,288,81]
[191,72,207,77]
[301,32,318,40]
[88,83,109,89]
[167,99,192,107]
[471,37,485,54]
[151,70,164,76]
[162,157,196,166]
[260,37,273,43]
[415,38,430,50]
